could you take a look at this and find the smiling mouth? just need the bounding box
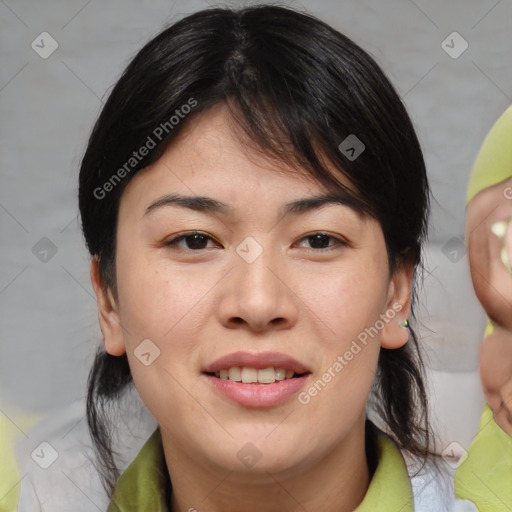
[204,367,311,385]
[203,367,312,408]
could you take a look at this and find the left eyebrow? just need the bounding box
[143,192,369,219]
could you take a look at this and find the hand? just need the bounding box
[466,176,512,433]
[479,326,512,433]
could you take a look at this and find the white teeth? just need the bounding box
[258,367,275,384]
[275,368,286,381]
[241,367,258,383]
[215,366,299,383]
[228,367,241,382]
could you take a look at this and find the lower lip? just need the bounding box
[204,374,311,408]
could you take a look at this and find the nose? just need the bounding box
[216,249,299,332]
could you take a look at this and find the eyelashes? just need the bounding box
[163,231,349,252]
[164,232,219,250]
[295,233,348,250]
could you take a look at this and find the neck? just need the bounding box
[162,414,372,512]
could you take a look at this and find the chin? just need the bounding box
[197,434,308,476]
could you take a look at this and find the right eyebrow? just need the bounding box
[144,194,232,217]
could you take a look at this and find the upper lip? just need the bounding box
[203,351,311,374]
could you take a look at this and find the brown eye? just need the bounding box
[164,232,219,250]
[296,232,347,250]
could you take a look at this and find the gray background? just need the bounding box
[1,0,511,446]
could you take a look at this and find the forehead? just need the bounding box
[118,103,356,216]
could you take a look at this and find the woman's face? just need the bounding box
[92,103,412,477]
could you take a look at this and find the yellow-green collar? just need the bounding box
[107,430,169,512]
[108,429,413,512]
[355,433,414,511]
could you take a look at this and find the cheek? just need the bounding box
[299,259,390,345]
[115,248,215,343]
[293,259,388,413]
[115,253,214,420]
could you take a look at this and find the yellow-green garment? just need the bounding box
[0,411,40,512]
[466,105,512,205]
[456,104,512,509]
[107,428,415,512]
[0,415,19,512]
[106,411,511,512]
[455,404,512,510]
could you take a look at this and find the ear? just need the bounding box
[380,259,414,350]
[90,256,126,356]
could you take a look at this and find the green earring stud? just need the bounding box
[399,319,409,329]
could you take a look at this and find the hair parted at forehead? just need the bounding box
[79,4,429,292]
[78,4,432,496]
